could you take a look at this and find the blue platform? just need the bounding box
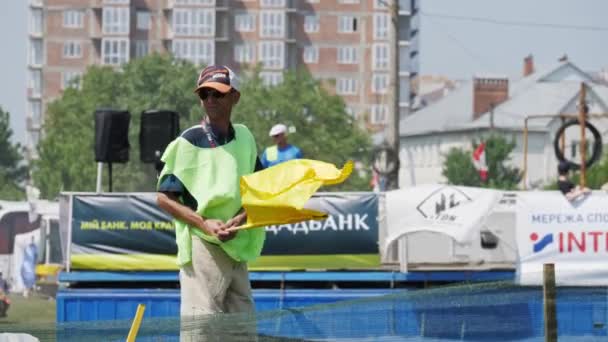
[54,271,608,340]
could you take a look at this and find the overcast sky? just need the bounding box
[1,0,607,145]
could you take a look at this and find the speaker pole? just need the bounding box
[96,162,103,193]
[108,162,113,192]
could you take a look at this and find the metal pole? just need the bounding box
[523,118,529,190]
[386,0,400,190]
[108,162,113,192]
[543,263,557,342]
[96,162,103,193]
[559,116,566,154]
[578,83,587,188]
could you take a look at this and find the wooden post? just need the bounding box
[543,264,557,342]
[578,83,587,188]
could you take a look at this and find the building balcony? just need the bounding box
[398,0,412,15]
[91,0,103,9]
[215,0,229,10]
[26,117,41,131]
[29,30,43,39]
[285,20,297,43]
[27,88,42,100]
[165,0,228,9]
[29,0,43,8]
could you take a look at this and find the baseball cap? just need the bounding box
[194,65,240,94]
[269,124,287,137]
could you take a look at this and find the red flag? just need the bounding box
[472,143,488,181]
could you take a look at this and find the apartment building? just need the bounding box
[26,0,420,159]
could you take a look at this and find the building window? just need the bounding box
[373,13,389,40]
[303,45,318,64]
[372,43,389,70]
[29,100,42,125]
[260,72,283,86]
[370,104,388,124]
[30,39,43,65]
[29,131,40,149]
[102,7,130,34]
[173,9,215,36]
[304,15,320,33]
[102,38,129,65]
[372,73,389,94]
[136,11,150,30]
[62,71,83,90]
[63,41,82,58]
[374,0,389,9]
[259,41,284,69]
[174,0,215,4]
[260,0,285,7]
[234,13,255,32]
[135,40,149,57]
[336,78,358,95]
[29,70,42,97]
[63,10,84,28]
[338,16,357,33]
[234,43,255,63]
[337,46,358,64]
[260,11,285,38]
[30,9,43,34]
[172,39,214,66]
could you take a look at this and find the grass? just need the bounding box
[0,292,55,326]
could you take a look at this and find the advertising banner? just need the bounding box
[69,193,379,270]
[516,192,608,286]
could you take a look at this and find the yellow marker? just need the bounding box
[126,304,146,342]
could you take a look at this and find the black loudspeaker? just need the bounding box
[94,109,131,163]
[139,110,180,163]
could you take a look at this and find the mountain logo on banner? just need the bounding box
[416,186,472,218]
[530,232,554,252]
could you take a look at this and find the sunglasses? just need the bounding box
[199,89,228,101]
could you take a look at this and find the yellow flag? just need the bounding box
[236,159,353,229]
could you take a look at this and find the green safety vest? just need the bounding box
[158,124,265,266]
[265,145,279,161]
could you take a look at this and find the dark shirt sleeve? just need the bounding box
[158,174,199,211]
[158,174,185,195]
[558,180,575,195]
[254,156,265,172]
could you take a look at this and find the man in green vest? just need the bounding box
[260,123,303,168]
[156,66,265,326]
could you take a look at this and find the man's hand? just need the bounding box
[202,219,225,235]
[203,219,237,242]
[225,211,247,233]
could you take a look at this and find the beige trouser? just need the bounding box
[180,236,256,341]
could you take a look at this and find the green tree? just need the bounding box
[33,56,372,199]
[33,54,200,199]
[0,107,27,200]
[233,69,372,191]
[442,134,522,189]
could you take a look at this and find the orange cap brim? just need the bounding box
[194,82,232,94]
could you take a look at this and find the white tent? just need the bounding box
[382,184,507,272]
[384,184,501,248]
